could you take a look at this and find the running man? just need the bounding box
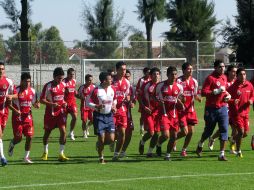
[8,73,40,163]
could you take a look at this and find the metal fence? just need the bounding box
[1,40,250,91]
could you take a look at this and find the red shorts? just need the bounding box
[0,109,9,130]
[143,112,160,132]
[114,110,128,129]
[160,115,179,132]
[232,115,249,132]
[81,109,93,122]
[12,115,34,138]
[179,111,198,128]
[44,112,67,131]
[66,104,78,114]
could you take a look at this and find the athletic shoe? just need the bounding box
[58,153,69,162]
[41,153,48,161]
[218,155,228,161]
[208,137,215,151]
[251,135,254,150]
[99,158,106,164]
[83,131,88,139]
[146,153,153,158]
[109,141,115,152]
[180,150,187,157]
[8,141,14,157]
[1,157,7,166]
[139,140,144,155]
[164,156,171,161]
[69,133,75,141]
[156,146,162,157]
[236,152,243,158]
[119,152,128,158]
[24,157,34,164]
[196,144,203,157]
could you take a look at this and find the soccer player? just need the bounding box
[0,61,17,166]
[87,72,116,164]
[112,61,130,161]
[136,67,151,136]
[176,62,201,157]
[251,77,254,150]
[8,73,40,163]
[196,60,231,161]
[208,64,238,153]
[77,74,95,138]
[40,67,69,161]
[63,68,78,141]
[155,66,184,160]
[138,67,161,157]
[227,68,253,157]
[119,69,135,158]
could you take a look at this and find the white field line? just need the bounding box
[1,172,254,189]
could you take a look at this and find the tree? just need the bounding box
[0,34,5,60]
[40,26,68,64]
[165,0,218,63]
[136,0,166,66]
[221,0,254,66]
[81,0,127,63]
[0,0,31,71]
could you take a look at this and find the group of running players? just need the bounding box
[0,59,254,166]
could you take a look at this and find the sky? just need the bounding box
[0,0,237,43]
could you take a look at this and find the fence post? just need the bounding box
[196,40,199,84]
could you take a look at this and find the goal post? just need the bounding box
[81,58,187,84]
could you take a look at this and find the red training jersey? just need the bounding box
[78,83,95,111]
[63,78,77,105]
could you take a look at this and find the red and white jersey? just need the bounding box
[112,76,130,111]
[0,76,16,113]
[155,81,183,118]
[177,76,198,113]
[78,83,95,111]
[63,78,77,105]
[141,81,159,112]
[226,78,236,89]
[227,80,254,116]
[87,85,116,114]
[40,81,66,116]
[136,76,151,96]
[12,86,36,122]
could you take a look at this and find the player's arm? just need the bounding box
[40,85,59,107]
[8,102,21,116]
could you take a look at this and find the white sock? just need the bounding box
[60,144,65,155]
[99,156,104,160]
[220,150,225,157]
[238,150,242,154]
[0,139,5,159]
[24,151,30,158]
[44,144,48,154]
[114,152,119,157]
[165,153,170,158]
[147,147,153,154]
[198,141,204,147]
[182,148,187,152]
[70,131,74,135]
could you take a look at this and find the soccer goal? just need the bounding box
[81,58,187,84]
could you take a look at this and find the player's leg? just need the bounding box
[8,122,23,157]
[181,124,194,157]
[120,127,133,158]
[58,124,69,161]
[0,125,7,166]
[69,110,77,140]
[113,127,126,160]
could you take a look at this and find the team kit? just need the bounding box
[0,59,254,165]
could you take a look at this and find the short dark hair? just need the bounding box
[149,67,161,75]
[214,59,224,68]
[167,66,177,76]
[0,61,5,66]
[115,61,126,70]
[126,69,131,75]
[182,62,192,71]
[143,67,150,74]
[21,72,31,81]
[53,67,64,77]
[236,67,245,76]
[85,74,93,81]
[99,72,111,83]
[67,68,75,74]
[225,64,238,76]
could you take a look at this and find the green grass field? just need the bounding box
[1,101,254,190]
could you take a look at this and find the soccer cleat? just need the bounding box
[109,141,115,152]
[208,137,215,151]
[41,153,48,161]
[58,153,69,162]
[1,157,7,166]
[99,158,106,164]
[24,157,34,164]
[69,133,75,141]
[156,146,162,157]
[218,155,228,161]
[180,150,187,157]
[139,140,144,155]
[196,144,203,157]
[164,156,171,161]
[8,141,14,157]
[251,135,254,150]
[236,152,243,158]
